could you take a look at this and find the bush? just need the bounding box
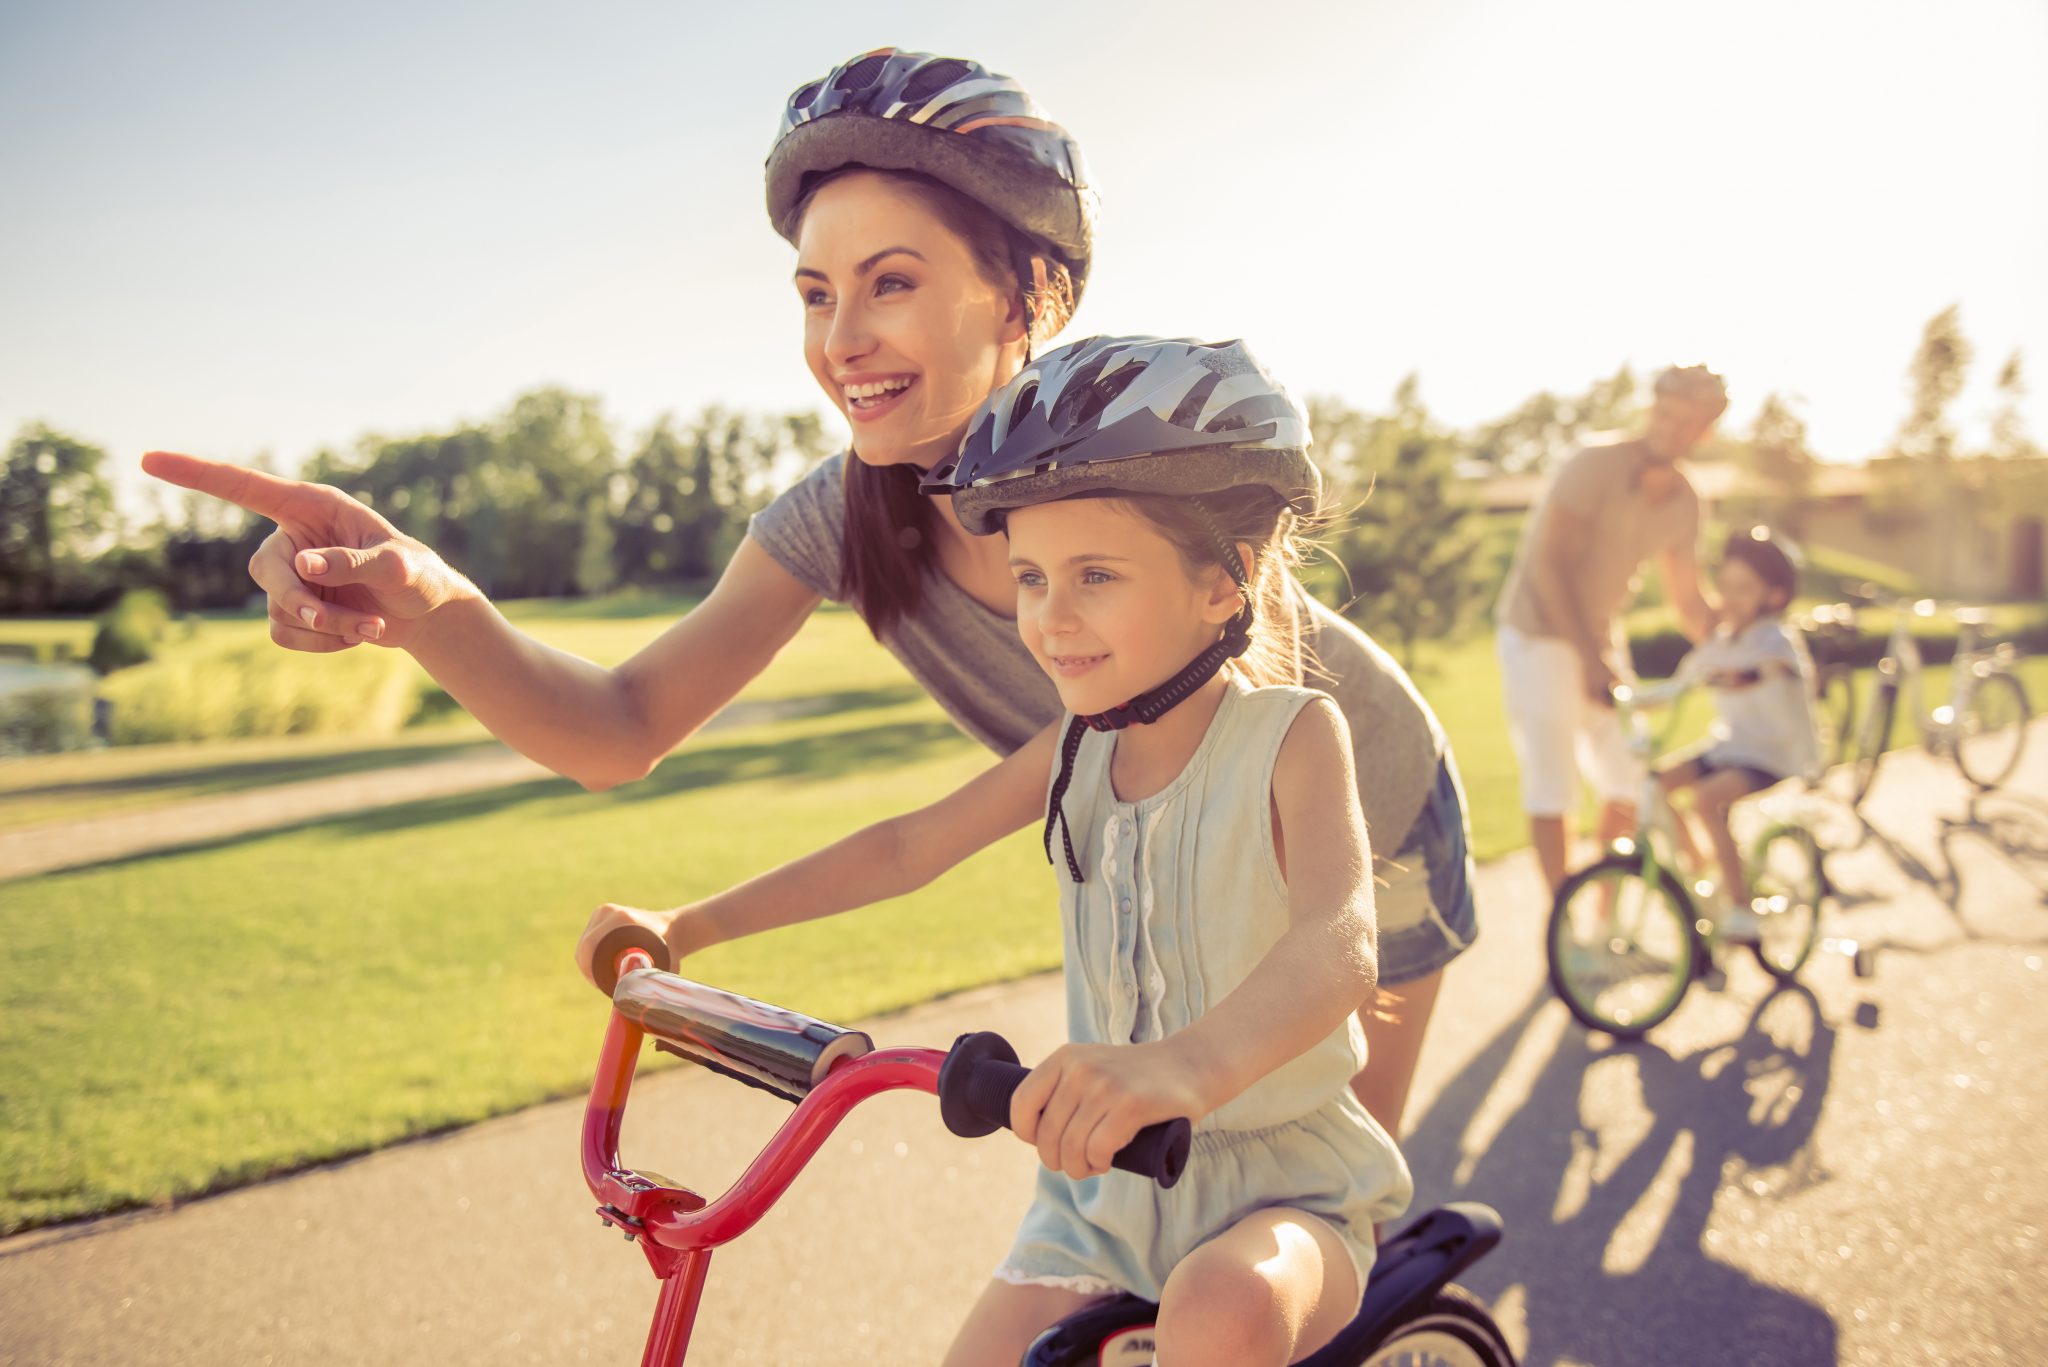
[96,640,428,744]
[87,589,173,675]
[1631,609,2048,679]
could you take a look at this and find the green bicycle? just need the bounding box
[1546,678,1827,1038]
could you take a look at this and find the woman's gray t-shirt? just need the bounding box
[747,453,1446,852]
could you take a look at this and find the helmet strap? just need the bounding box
[1042,504,1254,882]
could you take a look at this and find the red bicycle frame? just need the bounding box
[580,949,947,1365]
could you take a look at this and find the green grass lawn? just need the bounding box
[1,695,1051,1234]
[3,595,2043,1234]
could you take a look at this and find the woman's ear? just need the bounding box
[998,257,1048,348]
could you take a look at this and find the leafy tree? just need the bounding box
[1734,392,1818,536]
[0,420,118,606]
[1316,380,1491,670]
[486,387,618,597]
[0,424,114,611]
[311,388,619,598]
[1892,304,1973,463]
[1989,349,2038,460]
[1469,364,1640,473]
[614,407,830,584]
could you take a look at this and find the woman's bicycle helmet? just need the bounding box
[765,48,1096,304]
[924,335,1322,882]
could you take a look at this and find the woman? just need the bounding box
[142,48,1475,1142]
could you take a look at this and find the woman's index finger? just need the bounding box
[141,450,305,520]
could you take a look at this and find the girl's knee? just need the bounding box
[1155,1210,1355,1366]
[1156,1258,1290,1364]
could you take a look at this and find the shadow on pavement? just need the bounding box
[1404,983,1839,1366]
[1823,793,2048,974]
[1939,791,2048,897]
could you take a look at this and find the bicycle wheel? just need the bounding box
[1747,825,1822,980]
[1952,668,2030,789]
[1358,1286,1517,1367]
[1843,682,1897,808]
[1813,664,1857,772]
[1546,854,1698,1038]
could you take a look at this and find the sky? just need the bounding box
[3,0,2043,520]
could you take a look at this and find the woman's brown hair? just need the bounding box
[789,166,1077,638]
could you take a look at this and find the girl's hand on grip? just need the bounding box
[575,902,718,989]
[1009,1042,1205,1181]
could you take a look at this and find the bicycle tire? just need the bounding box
[1814,663,1857,772]
[1357,1286,1517,1367]
[1952,668,2030,790]
[1747,825,1823,981]
[1546,854,1698,1038]
[1845,681,1897,808]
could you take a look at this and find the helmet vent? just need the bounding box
[1048,363,1135,432]
[901,58,972,103]
[790,81,823,112]
[835,55,889,91]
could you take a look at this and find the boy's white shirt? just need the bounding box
[1673,617,1823,782]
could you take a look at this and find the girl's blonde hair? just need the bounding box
[1112,484,1329,688]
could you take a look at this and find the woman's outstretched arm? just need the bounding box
[142,452,822,790]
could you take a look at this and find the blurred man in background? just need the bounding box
[1493,364,1726,894]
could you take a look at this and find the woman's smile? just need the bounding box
[839,372,919,422]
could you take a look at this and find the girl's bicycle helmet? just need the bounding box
[924,334,1319,536]
[765,48,1096,302]
[925,335,1323,883]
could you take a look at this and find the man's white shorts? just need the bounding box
[1496,623,1642,818]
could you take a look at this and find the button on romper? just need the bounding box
[995,678,1414,1305]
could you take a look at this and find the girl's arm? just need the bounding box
[1011,699,1378,1178]
[574,723,1059,987]
[1160,697,1378,1115]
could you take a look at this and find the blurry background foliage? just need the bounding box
[2,306,2043,746]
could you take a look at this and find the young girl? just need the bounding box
[1658,525,1821,939]
[577,336,1412,1366]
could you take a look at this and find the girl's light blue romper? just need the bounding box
[995,678,1414,1306]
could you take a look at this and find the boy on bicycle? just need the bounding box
[1658,526,1821,940]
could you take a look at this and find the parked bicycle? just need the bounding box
[1795,599,1862,771]
[582,929,1516,1365]
[1842,598,2030,807]
[1546,680,1826,1039]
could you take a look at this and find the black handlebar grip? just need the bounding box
[592,924,672,997]
[937,1032,1192,1189]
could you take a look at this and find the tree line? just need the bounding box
[1,387,832,615]
[4,308,2037,671]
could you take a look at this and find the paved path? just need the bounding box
[0,697,817,883]
[4,725,2045,1365]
